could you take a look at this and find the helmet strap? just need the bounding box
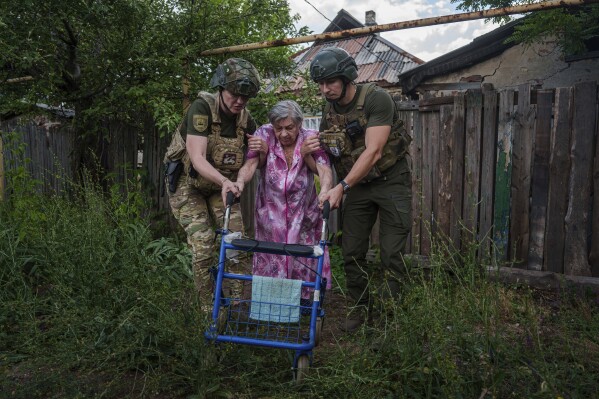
[219,90,243,116]
[327,78,351,105]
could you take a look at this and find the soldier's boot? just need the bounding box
[340,304,368,333]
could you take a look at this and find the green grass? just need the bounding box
[1,171,598,398]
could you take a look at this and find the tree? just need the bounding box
[452,0,599,55]
[0,0,305,180]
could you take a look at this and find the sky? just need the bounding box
[287,0,503,62]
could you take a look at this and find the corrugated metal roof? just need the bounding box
[273,9,423,92]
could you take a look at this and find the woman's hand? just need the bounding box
[247,134,267,155]
[318,190,329,209]
[234,180,245,194]
[300,134,320,158]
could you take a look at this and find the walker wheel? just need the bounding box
[294,355,310,383]
[315,316,323,347]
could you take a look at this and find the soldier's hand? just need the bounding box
[323,184,343,210]
[221,179,240,206]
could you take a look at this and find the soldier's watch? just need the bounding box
[339,179,350,193]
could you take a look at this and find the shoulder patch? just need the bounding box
[193,114,209,133]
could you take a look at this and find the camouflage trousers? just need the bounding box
[169,176,248,308]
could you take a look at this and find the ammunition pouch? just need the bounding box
[344,120,364,145]
[163,125,186,164]
[319,129,349,158]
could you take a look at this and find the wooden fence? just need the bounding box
[2,82,598,277]
[404,81,599,277]
[0,114,166,207]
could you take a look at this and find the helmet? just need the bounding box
[309,48,358,83]
[210,58,261,98]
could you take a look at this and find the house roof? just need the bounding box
[275,9,424,92]
[397,19,522,95]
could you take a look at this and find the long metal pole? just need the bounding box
[4,76,34,84]
[200,0,599,56]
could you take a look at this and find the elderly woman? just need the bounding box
[234,100,333,297]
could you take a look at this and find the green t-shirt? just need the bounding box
[181,96,257,141]
[319,84,395,131]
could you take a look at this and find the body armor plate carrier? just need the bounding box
[319,83,411,182]
[163,91,247,194]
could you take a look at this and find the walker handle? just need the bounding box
[322,200,330,220]
[226,191,235,208]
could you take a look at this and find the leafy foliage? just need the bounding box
[249,69,323,125]
[452,0,599,55]
[0,0,305,174]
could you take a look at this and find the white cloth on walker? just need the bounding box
[250,275,302,323]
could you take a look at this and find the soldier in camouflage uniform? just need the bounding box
[310,48,412,333]
[164,58,260,309]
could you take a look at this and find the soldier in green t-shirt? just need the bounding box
[309,48,412,333]
[163,58,260,309]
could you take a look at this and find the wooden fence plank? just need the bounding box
[430,110,441,239]
[564,81,597,276]
[463,90,483,241]
[493,89,515,260]
[0,132,4,200]
[401,109,417,253]
[420,110,433,255]
[591,86,599,277]
[528,90,553,270]
[410,108,423,254]
[437,105,453,239]
[480,89,498,259]
[450,93,466,249]
[544,87,572,274]
[510,84,535,265]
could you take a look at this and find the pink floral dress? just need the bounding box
[246,124,332,299]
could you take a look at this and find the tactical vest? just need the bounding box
[320,83,410,182]
[163,91,248,193]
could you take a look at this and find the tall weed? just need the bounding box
[0,167,225,397]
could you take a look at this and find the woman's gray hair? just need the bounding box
[268,100,304,125]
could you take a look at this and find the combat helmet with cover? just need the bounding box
[210,58,261,98]
[310,48,358,83]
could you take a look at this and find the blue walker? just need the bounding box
[205,193,330,382]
